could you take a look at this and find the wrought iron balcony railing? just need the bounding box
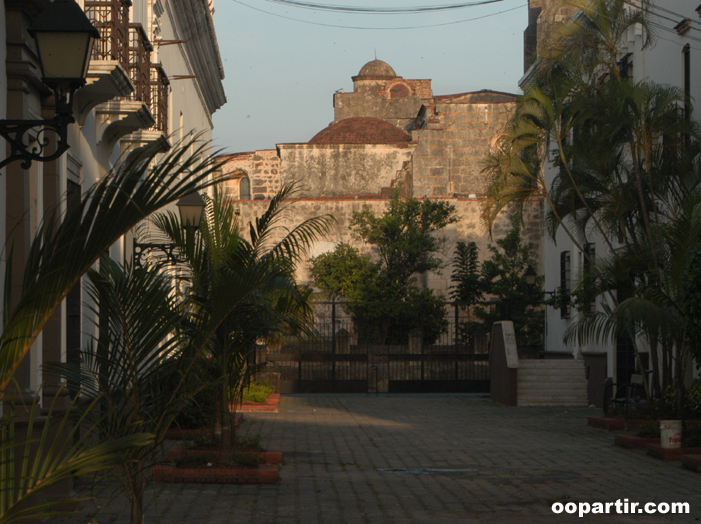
[126,24,153,106]
[84,0,131,72]
[150,65,169,133]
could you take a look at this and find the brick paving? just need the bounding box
[63,395,701,523]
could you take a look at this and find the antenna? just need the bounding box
[374,48,377,60]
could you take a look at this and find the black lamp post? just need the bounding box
[0,0,99,169]
[133,193,206,268]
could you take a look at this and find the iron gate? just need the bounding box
[265,301,491,394]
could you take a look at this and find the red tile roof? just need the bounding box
[309,117,412,145]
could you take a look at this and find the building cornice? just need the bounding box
[169,0,227,116]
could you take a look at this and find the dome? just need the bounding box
[354,60,397,80]
[309,117,412,145]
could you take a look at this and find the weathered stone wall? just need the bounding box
[219,149,281,200]
[333,78,433,131]
[229,195,544,297]
[277,143,416,198]
[411,95,517,199]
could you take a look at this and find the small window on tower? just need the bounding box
[390,83,410,99]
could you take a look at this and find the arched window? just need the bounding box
[240,176,251,200]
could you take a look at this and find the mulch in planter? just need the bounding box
[614,434,660,449]
[164,413,244,440]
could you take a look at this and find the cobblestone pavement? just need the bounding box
[64,395,701,524]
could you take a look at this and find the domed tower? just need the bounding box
[333,59,433,131]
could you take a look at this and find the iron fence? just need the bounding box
[263,300,536,394]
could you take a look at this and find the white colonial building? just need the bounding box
[0,0,226,400]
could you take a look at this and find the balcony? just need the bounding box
[126,24,153,106]
[76,0,134,124]
[85,0,131,71]
[150,64,169,134]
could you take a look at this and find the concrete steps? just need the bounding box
[517,359,588,406]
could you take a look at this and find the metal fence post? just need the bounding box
[331,298,336,392]
[454,302,459,383]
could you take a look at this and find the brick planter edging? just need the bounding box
[164,414,244,440]
[588,417,651,431]
[681,454,701,473]
[646,444,701,461]
[167,448,283,465]
[614,434,660,449]
[152,464,279,484]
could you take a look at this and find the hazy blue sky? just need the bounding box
[211,0,528,153]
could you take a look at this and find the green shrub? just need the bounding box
[235,434,263,450]
[683,421,701,448]
[174,451,216,467]
[231,452,260,468]
[635,421,660,438]
[242,380,275,403]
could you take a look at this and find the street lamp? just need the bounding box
[524,266,538,287]
[176,192,207,228]
[133,193,206,268]
[0,0,100,169]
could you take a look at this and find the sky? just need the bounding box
[210,0,528,154]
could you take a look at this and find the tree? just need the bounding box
[310,193,456,344]
[47,258,208,524]
[473,219,544,346]
[0,138,228,523]
[152,184,331,448]
[481,0,701,402]
[450,241,482,305]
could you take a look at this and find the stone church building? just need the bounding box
[218,60,542,294]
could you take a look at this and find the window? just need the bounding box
[239,176,251,200]
[560,251,571,319]
[618,53,633,80]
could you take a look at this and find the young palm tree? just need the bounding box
[0,138,230,523]
[151,183,331,444]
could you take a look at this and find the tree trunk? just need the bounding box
[130,465,145,524]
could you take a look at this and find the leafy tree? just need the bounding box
[450,241,482,305]
[310,193,456,344]
[466,219,544,346]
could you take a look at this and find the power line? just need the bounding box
[259,0,506,14]
[229,0,526,30]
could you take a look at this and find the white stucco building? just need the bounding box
[0,0,226,400]
[522,0,701,387]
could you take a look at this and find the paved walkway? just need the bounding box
[64,395,700,523]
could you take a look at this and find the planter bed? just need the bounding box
[614,434,660,449]
[645,444,701,461]
[232,393,280,413]
[168,448,283,465]
[587,417,649,431]
[152,464,278,484]
[164,414,243,440]
[681,454,701,473]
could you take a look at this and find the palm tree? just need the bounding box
[482,0,701,399]
[0,138,230,523]
[151,183,331,445]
